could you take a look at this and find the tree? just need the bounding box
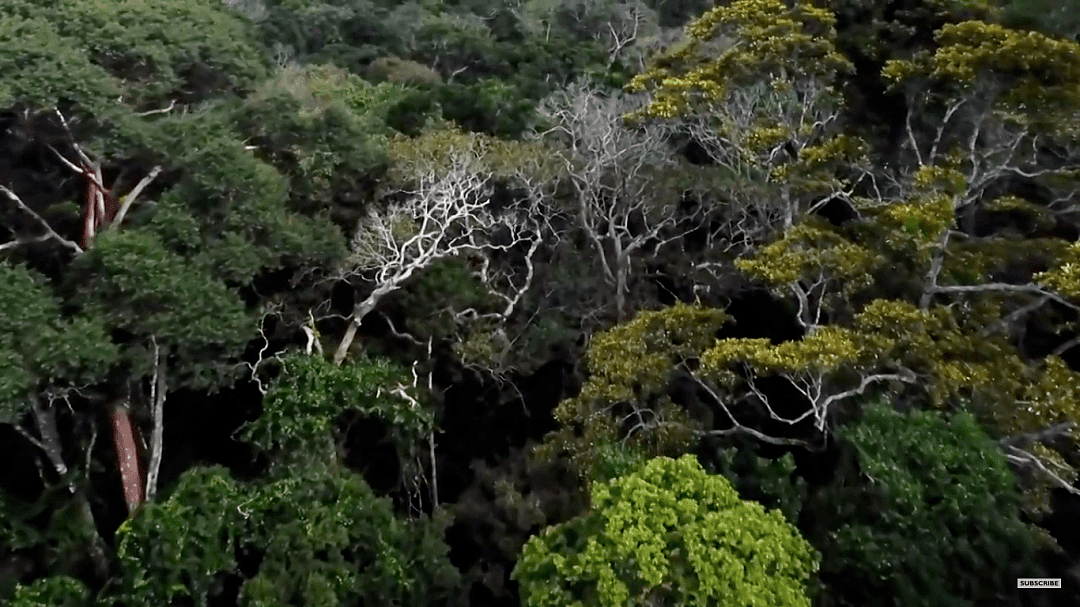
[232,62,405,223]
[110,354,459,607]
[0,264,116,580]
[8,576,89,607]
[534,302,731,479]
[532,79,696,320]
[330,124,558,365]
[624,0,1080,512]
[510,0,661,70]
[623,0,871,290]
[807,401,1045,607]
[512,454,819,607]
[0,0,347,556]
[999,0,1080,41]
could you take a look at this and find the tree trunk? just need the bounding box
[333,283,400,366]
[109,397,144,515]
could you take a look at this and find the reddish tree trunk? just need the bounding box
[109,399,144,515]
[81,163,144,515]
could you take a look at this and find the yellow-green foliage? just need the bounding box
[365,56,443,87]
[534,303,730,479]
[701,326,865,379]
[602,0,1080,519]
[734,222,884,288]
[384,123,561,185]
[625,0,851,120]
[513,455,818,607]
[883,20,1080,129]
[1035,241,1080,299]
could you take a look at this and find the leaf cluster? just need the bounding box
[513,454,819,607]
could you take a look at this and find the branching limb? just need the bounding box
[1004,445,1080,496]
[1000,422,1075,450]
[0,185,84,254]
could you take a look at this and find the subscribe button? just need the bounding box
[1018,579,1061,588]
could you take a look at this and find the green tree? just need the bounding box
[0,0,349,581]
[625,0,864,260]
[512,454,819,607]
[9,575,89,607]
[807,402,1045,607]
[999,0,1080,41]
[232,63,405,224]
[0,264,117,577]
[110,354,458,607]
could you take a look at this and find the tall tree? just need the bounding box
[623,0,1080,512]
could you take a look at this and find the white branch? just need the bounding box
[0,185,84,254]
[112,165,162,228]
[333,149,550,365]
[144,337,167,502]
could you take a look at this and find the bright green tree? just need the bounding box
[512,454,819,607]
[8,576,89,607]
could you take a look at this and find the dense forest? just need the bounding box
[4,0,1080,605]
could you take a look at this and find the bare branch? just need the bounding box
[690,374,815,448]
[931,283,1080,314]
[535,81,687,318]
[1000,422,1075,449]
[136,100,176,117]
[0,185,84,254]
[1004,445,1080,496]
[144,337,167,502]
[112,165,162,228]
[332,148,550,365]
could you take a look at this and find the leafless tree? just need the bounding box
[331,146,552,365]
[533,80,692,320]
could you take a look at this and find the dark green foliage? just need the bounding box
[113,467,244,607]
[450,443,586,606]
[0,491,41,552]
[232,63,402,222]
[237,470,459,607]
[808,402,1045,607]
[112,353,456,607]
[0,264,116,424]
[1000,0,1080,41]
[126,104,348,281]
[436,79,540,137]
[71,230,254,390]
[0,10,119,116]
[703,444,808,526]
[393,256,503,342]
[238,353,434,473]
[1,0,267,112]
[587,440,648,485]
[514,454,819,607]
[255,0,396,69]
[112,463,461,607]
